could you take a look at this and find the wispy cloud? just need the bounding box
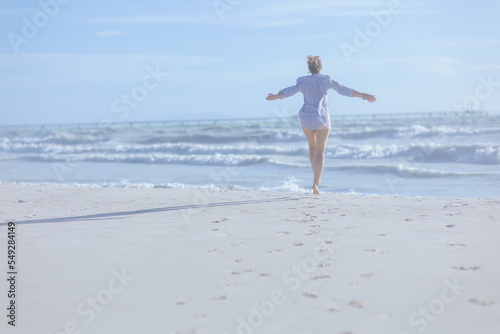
[79,14,211,25]
[0,53,223,71]
[467,64,500,71]
[95,30,125,37]
[75,0,392,28]
[212,0,384,27]
[0,7,37,16]
[189,33,348,46]
[438,38,500,48]
[337,56,461,77]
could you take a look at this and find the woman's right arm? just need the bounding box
[266,79,302,101]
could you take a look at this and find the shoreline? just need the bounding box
[1,184,499,334]
[1,181,499,201]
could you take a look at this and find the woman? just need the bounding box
[266,55,376,195]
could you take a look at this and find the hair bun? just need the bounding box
[307,55,322,74]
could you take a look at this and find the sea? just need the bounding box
[1,112,499,199]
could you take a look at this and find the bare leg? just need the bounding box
[313,129,330,191]
[302,125,316,169]
[302,126,330,194]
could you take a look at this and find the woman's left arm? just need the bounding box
[352,90,376,103]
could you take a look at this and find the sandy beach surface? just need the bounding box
[0,185,499,334]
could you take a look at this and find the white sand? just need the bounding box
[0,185,499,334]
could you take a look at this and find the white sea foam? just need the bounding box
[1,114,499,197]
[4,142,498,165]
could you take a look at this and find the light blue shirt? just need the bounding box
[280,73,353,130]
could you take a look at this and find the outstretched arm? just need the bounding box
[267,79,302,101]
[266,92,284,100]
[352,90,376,103]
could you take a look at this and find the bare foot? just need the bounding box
[312,184,320,195]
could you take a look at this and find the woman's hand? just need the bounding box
[266,92,283,101]
[353,90,376,103]
[365,94,376,103]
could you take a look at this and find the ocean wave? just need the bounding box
[332,125,500,140]
[2,116,499,166]
[325,163,498,178]
[1,178,309,193]
[31,152,271,166]
[138,129,305,144]
[327,143,500,164]
[3,142,499,165]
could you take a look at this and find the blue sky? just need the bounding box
[1,0,499,125]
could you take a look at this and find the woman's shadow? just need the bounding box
[2,196,305,226]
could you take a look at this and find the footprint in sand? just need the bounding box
[303,292,318,298]
[349,300,368,308]
[365,249,389,254]
[448,242,467,247]
[311,274,331,280]
[212,295,227,301]
[452,266,481,271]
[211,218,228,224]
[230,242,244,246]
[469,298,494,306]
[359,273,374,278]
[327,301,341,312]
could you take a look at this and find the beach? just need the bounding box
[1,184,499,334]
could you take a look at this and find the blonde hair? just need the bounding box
[307,55,322,74]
